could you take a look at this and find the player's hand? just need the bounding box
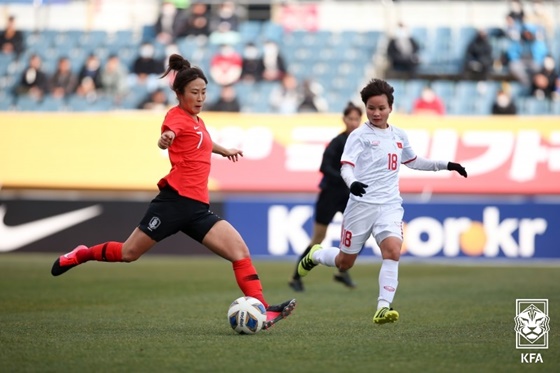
[222,148,244,162]
[350,181,368,197]
[158,131,175,149]
[447,162,467,178]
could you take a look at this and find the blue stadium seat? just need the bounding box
[521,98,551,115]
[40,95,67,112]
[15,95,42,111]
[239,21,262,44]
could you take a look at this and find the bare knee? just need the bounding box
[336,255,356,272]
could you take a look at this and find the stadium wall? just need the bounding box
[1,112,559,259]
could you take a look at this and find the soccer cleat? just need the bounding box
[297,244,322,277]
[263,298,296,330]
[51,245,87,277]
[373,307,399,324]
[288,278,304,292]
[333,271,356,288]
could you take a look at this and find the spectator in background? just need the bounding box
[78,54,102,89]
[298,79,328,113]
[506,24,548,90]
[137,88,169,111]
[209,1,241,46]
[491,88,517,115]
[49,56,78,99]
[269,73,300,114]
[75,76,98,103]
[386,22,420,78]
[0,15,24,58]
[240,42,264,82]
[154,1,188,44]
[531,55,558,100]
[211,1,240,32]
[209,44,242,86]
[507,0,525,24]
[262,40,287,82]
[177,2,211,38]
[15,54,49,99]
[463,29,494,80]
[412,85,446,115]
[524,0,554,45]
[132,42,164,82]
[207,84,241,112]
[99,55,129,102]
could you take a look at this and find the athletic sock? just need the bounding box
[313,246,339,267]
[232,258,268,308]
[76,241,123,263]
[293,245,312,280]
[377,259,399,308]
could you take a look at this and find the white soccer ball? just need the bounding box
[227,296,267,335]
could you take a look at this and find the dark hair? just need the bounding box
[161,54,208,93]
[343,101,362,117]
[360,79,394,107]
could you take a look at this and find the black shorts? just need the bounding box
[314,187,349,225]
[138,186,222,243]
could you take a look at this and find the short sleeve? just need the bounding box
[340,130,363,166]
[400,130,417,163]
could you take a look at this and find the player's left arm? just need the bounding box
[401,132,467,177]
[212,142,244,162]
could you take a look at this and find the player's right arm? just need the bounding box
[158,130,175,149]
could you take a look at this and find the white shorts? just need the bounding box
[340,200,404,254]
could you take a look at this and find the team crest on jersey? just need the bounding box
[148,217,161,231]
[396,142,403,148]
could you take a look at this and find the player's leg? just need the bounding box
[51,228,156,276]
[201,219,296,329]
[51,187,178,277]
[372,204,404,324]
[332,192,356,288]
[298,199,371,277]
[289,221,328,291]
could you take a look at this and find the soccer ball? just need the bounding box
[227,296,267,335]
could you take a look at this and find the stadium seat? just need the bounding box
[15,95,42,111]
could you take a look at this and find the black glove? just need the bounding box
[447,162,467,178]
[350,181,368,197]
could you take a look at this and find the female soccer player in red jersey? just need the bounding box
[51,54,295,329]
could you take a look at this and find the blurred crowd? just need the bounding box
[1,0,559,115]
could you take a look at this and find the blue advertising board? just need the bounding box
[225,197,559,260]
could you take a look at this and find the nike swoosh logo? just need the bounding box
[194,126,200,129]
[0,205,103,252]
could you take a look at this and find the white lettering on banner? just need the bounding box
[207,126,274,160]
[268,205,313,255]
[400,130,560,182]
[549,131,560,171]
[267,205,547,258]
[285,127,339,172]
[511,130,551,182]
[462,131,515,176]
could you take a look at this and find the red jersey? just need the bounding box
[157,106,213,204]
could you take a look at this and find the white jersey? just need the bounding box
[340,122,418,205]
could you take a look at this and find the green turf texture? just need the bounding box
[1,253,558,373]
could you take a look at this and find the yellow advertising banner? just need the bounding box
[1,112,559,194]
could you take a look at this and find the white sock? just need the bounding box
[313,246,339,267]
[377,259,399,309]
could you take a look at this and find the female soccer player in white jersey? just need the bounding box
[297,78,467,324]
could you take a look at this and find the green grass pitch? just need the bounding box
[1,253,558,373]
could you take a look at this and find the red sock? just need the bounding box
[76,241,123,263]
[232,258,268,309]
